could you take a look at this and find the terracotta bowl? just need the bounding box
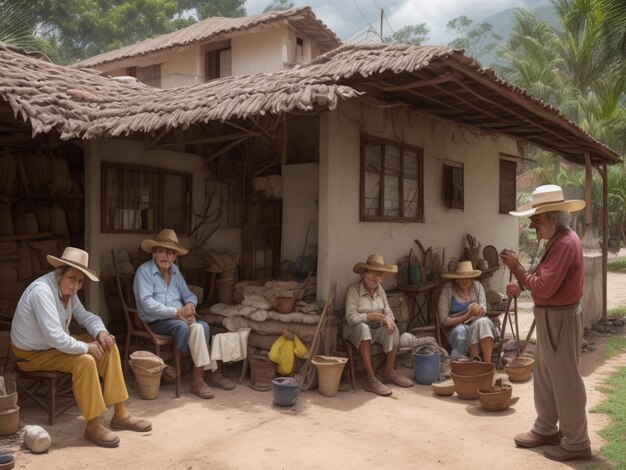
[505,357,535,382]
[478,384,513,411]
[432,379,455,396]
[450,363,496,400]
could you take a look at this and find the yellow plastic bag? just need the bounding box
[268,334,309,375]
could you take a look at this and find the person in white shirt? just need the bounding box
[11,247,150,448]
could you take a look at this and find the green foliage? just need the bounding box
[384,24,430,46]
[0,0,55,58]
[608,258,626,273]
[180,0,246,20]
[26,0,247,64]
[263,0,294,13]
[591,365,626,467]
[603,338,626,359]
[497,0,626,253]
[607,306,626,318]
[447,15,501,62]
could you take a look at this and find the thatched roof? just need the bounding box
[0,42,620,165]
[71,7,340,69]
[0,42,357,141]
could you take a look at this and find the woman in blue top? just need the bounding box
[437,261,495,362]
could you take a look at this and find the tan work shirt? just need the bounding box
[344,281,394,327]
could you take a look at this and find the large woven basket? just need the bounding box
[129,351,166,400]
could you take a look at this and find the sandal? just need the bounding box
[84,423,120,448]
[363,379,392,397]
[110,415,152,432]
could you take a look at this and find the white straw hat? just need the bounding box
[441,260,481,279]
[509,184,585,217]
[141,229,189,256]
[47,247,99,282]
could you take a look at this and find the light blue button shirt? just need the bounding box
[134,260,197,323]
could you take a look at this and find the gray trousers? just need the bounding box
[532,305,590,451]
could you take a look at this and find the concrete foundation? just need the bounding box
[581,251,602,328]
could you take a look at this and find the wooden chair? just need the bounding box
[115,273,183,398]
[8,349,75,425]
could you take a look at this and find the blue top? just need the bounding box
[134,259,197,323]
[450,297,474,315]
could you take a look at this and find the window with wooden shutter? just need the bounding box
[442,162,464,209]
[499,158,517,214]
[360,134,423,222]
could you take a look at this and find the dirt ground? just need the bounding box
[2,275,626,470]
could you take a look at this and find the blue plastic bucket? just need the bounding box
[413,352,441,385]
[272,377,300,407]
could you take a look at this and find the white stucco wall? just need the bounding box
[84,139,241,321]
[160,46,203,88]
[231,28,285,75]
[318,101,521,309]
[281,163,319,262]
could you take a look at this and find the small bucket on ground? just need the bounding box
[311,355,347,397]
[272,377,300,407]
[413,351,441,385]
[129,351,167,400]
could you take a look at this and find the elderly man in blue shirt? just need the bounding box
[134,229,234,399]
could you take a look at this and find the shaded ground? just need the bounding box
[2,275,626,469]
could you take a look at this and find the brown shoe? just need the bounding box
[162,366,177,383]
[363,378,392,397]
[110,415,152,432]
[381,371,414,388]
[544,445,591,461]
[207,371,236,390]
[514,430,561,448]
[84,423,120,448]
[190,382,214,399]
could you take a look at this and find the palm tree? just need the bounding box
[497,0,626,246]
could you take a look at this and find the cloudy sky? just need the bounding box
[245,0,542,44]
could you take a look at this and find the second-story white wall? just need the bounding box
[231,27,285,75]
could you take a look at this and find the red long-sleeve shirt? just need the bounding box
[512,228,584,306]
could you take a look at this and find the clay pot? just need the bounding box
[217,278,235,305]
[0,406,19,436]
[249,356,276,391]
[275,296,296,314]
[450,360,494,376]
[432,379,455,396]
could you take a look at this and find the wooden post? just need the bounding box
[580,152,600,250]
[601,164,608,324]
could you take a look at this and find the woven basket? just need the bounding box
[505,357,535,382]
[478,383,512,411]
[129,351,166,400]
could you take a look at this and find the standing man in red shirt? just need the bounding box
[500,184,591,462]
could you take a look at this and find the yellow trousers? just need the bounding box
[12,333,129,421]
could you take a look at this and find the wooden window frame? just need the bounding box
[205,47,231,81]
[499,156,518,214]
[100,162,192,234]
[359,134,424,222]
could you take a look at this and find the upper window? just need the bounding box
[101,163,191,234]
[360,135,423,222]
[127,64,161,87]
[204,40,232,81]
[499,158,517,214]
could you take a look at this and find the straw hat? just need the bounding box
[441,260,481,279]
[509,184,585,217]
[352,254,398,275]
[141,229,189,256]
[46,247,99,282]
